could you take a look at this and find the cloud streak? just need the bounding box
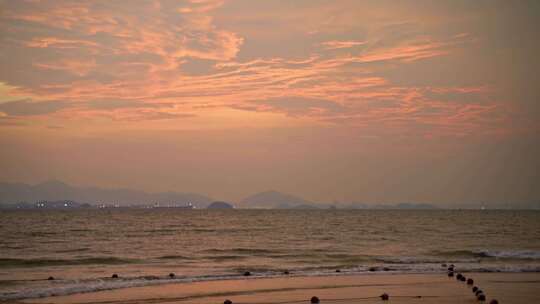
[321,40,367,50]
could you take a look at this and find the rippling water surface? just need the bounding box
[1,209,539,300]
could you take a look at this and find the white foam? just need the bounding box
[0,275,235,301]
[2,263,540,301]
[474,250,540,259]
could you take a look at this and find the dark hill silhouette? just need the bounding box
[207,201,234,209]
[0,180,214,208]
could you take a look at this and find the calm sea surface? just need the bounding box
[1,209,539,300]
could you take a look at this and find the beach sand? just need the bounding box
[21,273,540,304]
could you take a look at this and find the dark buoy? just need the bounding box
[472,286,478,293]
[310,296,320,304]
[448,271,454,277]
[467,278,474,285]
[460,276,467,282]
[243,271,251,276]
[335,269,341,273]
[111,274,118,279]
[489,300,498,304]
[477,294,486,301]
[456,273,463,280]
[368,267,377,272]
[47,276,54,280]
[475,290,483,296]
[380,293,389,301]
[448,266,454,271]
[224,299,233,304]
[283,270,290,275]
[169,273,175,278]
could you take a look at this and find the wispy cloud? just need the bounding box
[321,40,367,50]
[0,99,70,116]
[0,1,515,138]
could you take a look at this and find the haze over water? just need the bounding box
[1,209,539,300]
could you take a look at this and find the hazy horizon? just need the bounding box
[1,179,538,209]
[1,1,539,205]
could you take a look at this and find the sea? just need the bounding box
[1,209,539,301]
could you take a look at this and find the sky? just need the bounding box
[0,0,539,206]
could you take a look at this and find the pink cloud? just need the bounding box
[0,1,512,138]
[321,40,367,50]
[26,37,99,49]
[356,42,449,63]
[33,59,97,76]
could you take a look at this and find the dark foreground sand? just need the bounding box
[22,273,540,304]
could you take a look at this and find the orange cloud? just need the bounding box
[26,37,99,49]
[34,59,97,76]
[356,41,448,63]
[321,40,367,50]
[0,1,511,138]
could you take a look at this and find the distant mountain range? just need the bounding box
[238,190,441,209]
[0,180,462,209]
[239,190,319,209]
[0,180,214,208]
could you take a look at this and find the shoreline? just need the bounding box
[3,268,540,302]
[18,272,540,304]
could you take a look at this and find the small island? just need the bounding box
[207,201,234,209]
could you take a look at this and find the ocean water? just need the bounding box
[1,209,539,300]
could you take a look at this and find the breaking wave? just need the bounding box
[2,263,540,301]
[432,249,540,260]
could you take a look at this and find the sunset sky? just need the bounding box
[0,0,539,205]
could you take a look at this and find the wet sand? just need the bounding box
[22,273,540,304]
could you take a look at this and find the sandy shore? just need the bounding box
[21,273,540,304]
